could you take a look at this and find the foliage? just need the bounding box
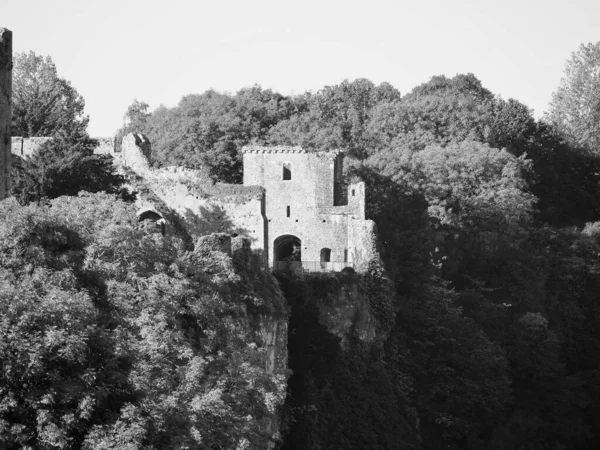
[268,79,401,157]
[11,51,89,139]
[132,86,297,183]
[0,193,288,449]
[114,99,151,152]
[373,140,536,229]
[11,135,133,204]
[545,41,600,153]
[279,275,413,450]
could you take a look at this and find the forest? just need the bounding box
[2,42,600,449]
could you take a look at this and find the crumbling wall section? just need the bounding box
[121,133,151,173]
[348,219,379,270]
[22,137,52,156]
[94,137,115,154]
[0,28,11,200]
[242,146,371,269]
[139,168,267,258]
[10,137,21,156]
[9,137,53,158]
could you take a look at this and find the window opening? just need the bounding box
[287,206,290,217]
[352,189,355,196]
[344,249,348,262]
[320,248,331,263]
[283,163,292,180]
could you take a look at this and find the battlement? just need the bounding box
[242,144,343,159]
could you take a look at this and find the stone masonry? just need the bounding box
[242,145,378,270]
[0,28,11,200]
[21,132,378,272]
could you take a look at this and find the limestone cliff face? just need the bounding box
[281,266,395,347]
[190,234,289,448]
[316,280,379,346]
[278,269,398,448]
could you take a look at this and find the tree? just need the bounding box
[370,140,535,230]
[545,41,600,153]
[268,79,401,158]
[114,99,151,152]
[11,51,90,139]
[11,135,133,204]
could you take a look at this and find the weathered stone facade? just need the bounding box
[110,136,379,272]
[0,28,11,200]
[121,133,151,173]
[10,136,115,158]
[10,136,53,157]
[242,145,377,270]
[93,137,115,155]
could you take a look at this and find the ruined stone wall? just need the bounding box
[348,219,379,270]
[119,140,377,271]
[22,137,52,156]
[318,181,366,219]
[10,136,115,158]
[94,137,115,154]
[0,28,11,200]
[121,133,151,173]
[243,146,369,268]
[10,137,21,156]
[138,167,267,257]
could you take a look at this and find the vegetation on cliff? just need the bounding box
[0,193,288,449]
[112,39,600,449]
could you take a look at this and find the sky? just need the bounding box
[2,0,599,137]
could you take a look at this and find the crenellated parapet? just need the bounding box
[242,145,343,160]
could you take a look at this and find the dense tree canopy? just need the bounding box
[11,52,89,139]
[545,41,600,153]
[11,135,132,205]
[0,194,287,449]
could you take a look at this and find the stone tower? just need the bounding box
[242,145,376,270]
[0,28,11,200]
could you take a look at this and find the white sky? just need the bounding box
[2,0,599,137]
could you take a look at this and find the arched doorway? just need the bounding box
[274,234,301,270]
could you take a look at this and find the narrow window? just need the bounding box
[287,206,290,217]
[352,189,355,196]
[283,163,292,180]
[344,249,348,262]
[320,248,331,263]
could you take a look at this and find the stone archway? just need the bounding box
[273,235,302,271]
[137,209,166,235]
[274,234,301,262]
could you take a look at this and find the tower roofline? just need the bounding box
[242,145,344,158]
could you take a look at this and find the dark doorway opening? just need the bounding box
[274,234,301,262]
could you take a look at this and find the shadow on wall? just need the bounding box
[181,203,255,243]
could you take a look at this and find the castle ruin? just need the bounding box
[0,28,11,200]
[125,138,379,272]
[242,145,377,271]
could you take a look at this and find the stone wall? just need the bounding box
[10,136,53,157]
[10,136,115,158]
[0,28,11,200]
[242,145,372,269]
[146,176,266,251]
[120,133,151,173]
[94,137,116,154]
[348,219,379,270]
[116,140,378,273]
